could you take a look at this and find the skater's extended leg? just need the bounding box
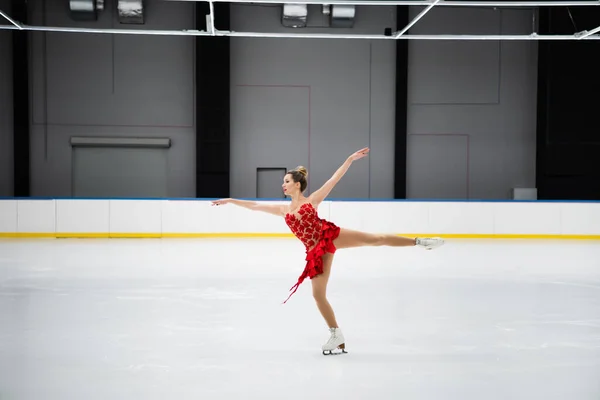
[311,253,338,328]
[333,228,444,250]
[333,228,416,250]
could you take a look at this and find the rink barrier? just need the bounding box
[0,198,600,239]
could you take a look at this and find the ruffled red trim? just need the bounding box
[282,221,340,304]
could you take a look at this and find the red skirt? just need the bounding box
[282,220,341,304]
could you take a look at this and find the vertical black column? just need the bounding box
[12,0,30,197]
[195,2,230,198]
[536,6,600,200]
[394,6,409,199]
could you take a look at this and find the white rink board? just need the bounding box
[56,200,110,234]
[0,198,599,238]
[0,200,17,233]
[17,200,56,233]
[109,200,162,235]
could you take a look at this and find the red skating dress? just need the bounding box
[283,202,341,303]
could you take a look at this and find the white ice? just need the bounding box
[1,238,600,400]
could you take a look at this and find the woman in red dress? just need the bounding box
[211,147,444,354]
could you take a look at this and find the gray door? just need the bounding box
[72,147,168,198]
[256,167,286,199]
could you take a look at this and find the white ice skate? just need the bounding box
[322,327,347,355]
[416,237,444,250]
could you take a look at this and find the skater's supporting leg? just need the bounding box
[312,253,347,354]
[311,253,338,328]
[333,228,416,250]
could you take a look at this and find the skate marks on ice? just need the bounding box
[1,238,600,400]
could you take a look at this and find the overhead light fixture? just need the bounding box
[118,0,145,24]
[282,3,308,28]
[330,5,355,28]
[69,0,101,21]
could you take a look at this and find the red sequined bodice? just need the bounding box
[285,203,323,250]
[282,202,341,304]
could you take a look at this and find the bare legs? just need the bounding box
[333,228,416,250]
[311,253,338,328]
[311,229,416,328]
[310,229,441,353]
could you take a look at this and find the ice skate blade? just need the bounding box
[322,344,347,356]
[322,349,348,356]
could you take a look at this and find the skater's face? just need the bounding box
[282,174,300,196]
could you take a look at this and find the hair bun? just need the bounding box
[296,166,308,177]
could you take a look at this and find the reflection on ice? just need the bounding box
[1,238,600,400]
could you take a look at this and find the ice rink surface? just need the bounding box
[1,237,599,400]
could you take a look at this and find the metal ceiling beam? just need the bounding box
[576,25,600,39]
[166,0,600,6]
[2,0,600,40]
[208,0,216,34]
[395,0,440,38]
[0,9,22,29]
[223,32,600,40]
[0,23,599,40]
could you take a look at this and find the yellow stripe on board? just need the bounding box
[421,233,600,240]
[161,233,294,238]
[1,233,600,240]
[0,233,162,238]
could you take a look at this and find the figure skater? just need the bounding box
[211,147,444,355]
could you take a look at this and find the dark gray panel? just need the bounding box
[230,85,310,198]
[257,168,286,199]
[27,0,196,197]
[35,0,194,128]
[230,5,396,199]
[407,134,469,199]
[406,7,538,200]
[408,7,501,105]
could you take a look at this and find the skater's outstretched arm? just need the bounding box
[211,198,285,217]
[309,147,369,205]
